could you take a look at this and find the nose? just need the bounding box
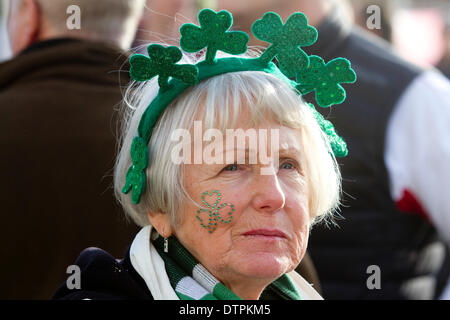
[251,169,286,214]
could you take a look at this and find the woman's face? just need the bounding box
[172,112,311,297]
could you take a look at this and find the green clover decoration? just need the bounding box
[122,8,356,205]
[307,104,348,157]
[122,136,149,204]
[129,44,198,90]
[180,9,249,63]
[196,190,235,234]
[252,12,318,78]
[296,56,357,107]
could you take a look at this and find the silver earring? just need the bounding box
[164,237,169,253]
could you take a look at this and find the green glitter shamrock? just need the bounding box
[196,190,235,234]
[122,136,149,204]
[129,44,198,90]
[252,12,318,78]
[180,9,249,63]
[307,103,348,157]
[296,55,357,107]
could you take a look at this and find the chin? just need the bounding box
[236,252,292,279]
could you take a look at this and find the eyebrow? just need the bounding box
[277,143,303,157]
[219,145,303,164]
[221,145,302,153]
[278,145,302,153]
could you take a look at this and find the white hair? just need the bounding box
[114,51,342,228]
[35,0,146,49]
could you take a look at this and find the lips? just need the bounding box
[242,229,287,239]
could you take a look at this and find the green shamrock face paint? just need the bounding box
[196,190,235,233]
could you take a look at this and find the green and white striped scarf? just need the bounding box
[153,235,302,300]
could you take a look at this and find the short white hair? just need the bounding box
[114,51,342,228]
[36,0,146,49]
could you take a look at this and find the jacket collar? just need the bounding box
[18,38,81,57]
[0,38,129,89]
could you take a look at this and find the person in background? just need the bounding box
[133,0,197,49]
[348,0,393,42]
[218,0,450,299]
[0,0,145,299]
[437,23,450,78]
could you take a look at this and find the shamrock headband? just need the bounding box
[122,8,357,205]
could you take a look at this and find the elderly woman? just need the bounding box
[53,8,355,300]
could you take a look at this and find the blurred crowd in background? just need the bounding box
[349,0,450,76]
[1,0,449,300]
[2,0,449,76]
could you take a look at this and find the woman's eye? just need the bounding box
[222,164,239,172]
[280,160,297,170]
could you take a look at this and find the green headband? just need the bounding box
[122,9,357,204]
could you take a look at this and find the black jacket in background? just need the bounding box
[52,247,153,300]
[306,10,450,300]
[0,39,139,299]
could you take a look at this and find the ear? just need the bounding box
[24,0,41,43]
[147,211,173,238]
[8,0,41,55]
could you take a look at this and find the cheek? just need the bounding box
[285,192,311,260]
[174,207,236,278]
[173,190,236,261]
[192,189,238,234]
[286,183,310,221]
[283,213,310,269]
[291,220,310,260]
